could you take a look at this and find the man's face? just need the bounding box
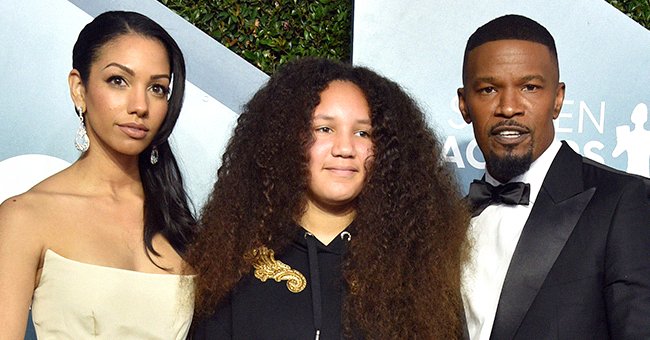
[458,39,565,182]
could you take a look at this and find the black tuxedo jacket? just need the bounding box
[480,142,650,339]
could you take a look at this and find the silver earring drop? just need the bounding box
[150,146,159,165]
[74,106,89,152]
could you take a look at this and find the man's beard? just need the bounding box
[486,146,534,183]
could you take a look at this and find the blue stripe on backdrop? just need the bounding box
[68,0,268,112]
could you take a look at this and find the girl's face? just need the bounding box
[70,33,170,159]
[306,80,374,212]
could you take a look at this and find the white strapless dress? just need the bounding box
[31,249,194,339]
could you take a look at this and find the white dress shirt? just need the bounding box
[462,140,562,340]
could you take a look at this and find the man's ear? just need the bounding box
[552,82,566,120]
[68,69,86,111]
[458,87,472,124]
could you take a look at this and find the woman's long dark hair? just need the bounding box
[73,11,196,258]
[188,57,469,338]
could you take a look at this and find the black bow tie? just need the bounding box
[468,179,531,216]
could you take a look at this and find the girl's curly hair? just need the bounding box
[187,57,470,339]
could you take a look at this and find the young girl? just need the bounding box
[190,57,469,339]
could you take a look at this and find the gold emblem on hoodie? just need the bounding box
[247,246,306,293]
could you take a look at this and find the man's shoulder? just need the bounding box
[580,156,650,199]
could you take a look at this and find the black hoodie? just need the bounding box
[193,226,352,340]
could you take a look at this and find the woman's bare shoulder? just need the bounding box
[0,193,50,244]
[0,171,79,236]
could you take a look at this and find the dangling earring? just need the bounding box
[74,106,89,152]
[150,146,159,165]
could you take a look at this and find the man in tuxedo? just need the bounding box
[458,14,650,339]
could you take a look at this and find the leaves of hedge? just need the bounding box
[607,0,650,30]
[159,0,352,74]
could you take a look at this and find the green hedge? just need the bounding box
[159,0,352,74]
[159,0,648,74]
[608,0,650,29]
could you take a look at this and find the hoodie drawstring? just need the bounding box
[305,232,322,340]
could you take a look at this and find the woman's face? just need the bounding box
[71,33,170,158]
[306,80,374,212]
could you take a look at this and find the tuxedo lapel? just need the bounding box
[489,143,596,340]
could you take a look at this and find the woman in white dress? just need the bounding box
[0,11,197,339]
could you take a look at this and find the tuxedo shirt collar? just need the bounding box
[484,140,562,206]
